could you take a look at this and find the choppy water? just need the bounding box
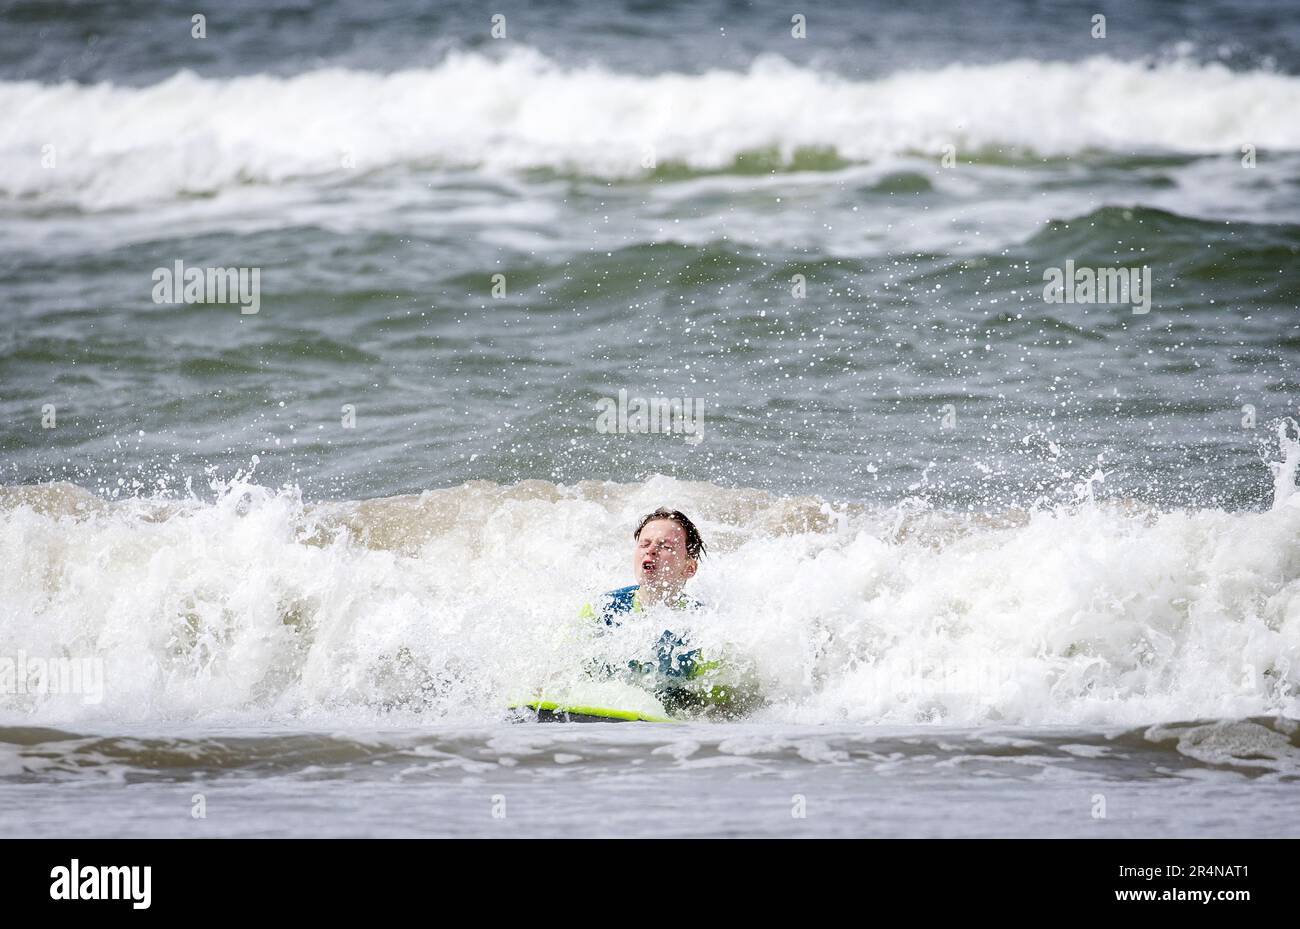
[2,0,1300,836]
[3,718,1299,837]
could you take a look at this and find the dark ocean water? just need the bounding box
[1,0,1298,507]
[2,0,1300,837]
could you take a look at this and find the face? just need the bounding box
[634,519,697,590]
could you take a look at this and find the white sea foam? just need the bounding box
[2,439,1299,728]
[3,50,1299,208]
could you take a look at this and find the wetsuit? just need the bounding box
[580,584,724,714]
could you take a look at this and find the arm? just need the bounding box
[652,637,762,719]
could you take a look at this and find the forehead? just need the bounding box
[638,518,687,542]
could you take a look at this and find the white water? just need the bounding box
[3,431,1299,729]
[4,50,1300,208]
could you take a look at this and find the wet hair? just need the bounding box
[634,508,706,560]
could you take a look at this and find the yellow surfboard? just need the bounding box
[506,680,677,723]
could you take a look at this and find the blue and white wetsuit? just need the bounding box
[581,584,713,683]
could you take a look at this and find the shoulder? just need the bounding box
[603,585,640,613]
[580,585,640,625]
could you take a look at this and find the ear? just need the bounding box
[683,559,698,579]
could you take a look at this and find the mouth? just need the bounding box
[641,559,657,573]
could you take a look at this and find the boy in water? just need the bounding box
[580,508,742,716]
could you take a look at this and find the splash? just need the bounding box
[1267,419,1300,511]
[2,472,1298,728]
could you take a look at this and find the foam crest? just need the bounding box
[3,471,1299,727]
[4,51,1299,207]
